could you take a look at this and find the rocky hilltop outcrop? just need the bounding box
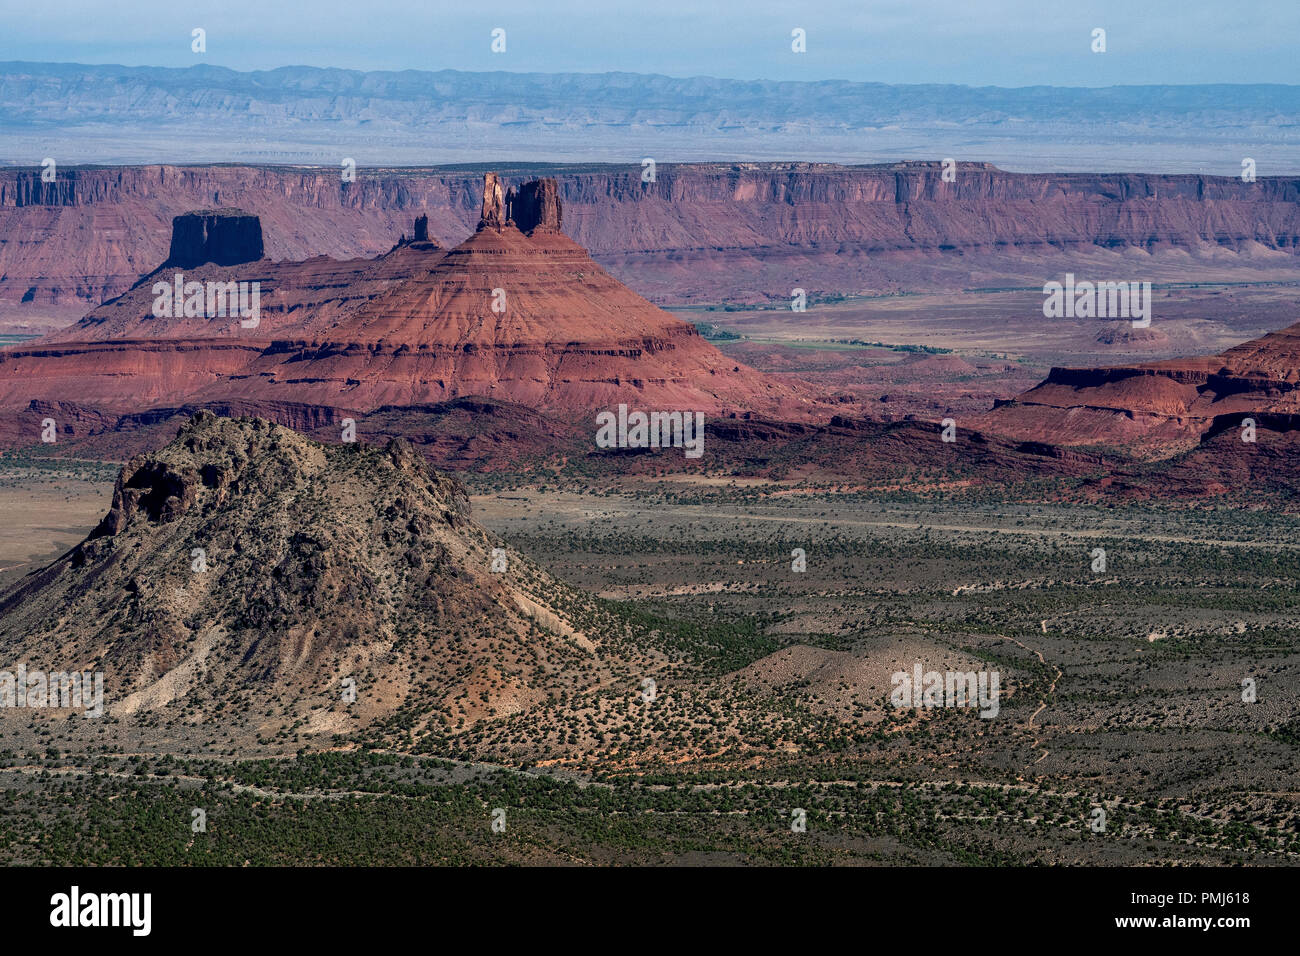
[390,213,440,252]
[480,174,562,233]
[479,172,506,228]
[164,208,264,268]
[0,412,646,733]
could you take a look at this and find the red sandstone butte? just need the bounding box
[0,175,817,432]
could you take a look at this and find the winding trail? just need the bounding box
[1002,634,1063,769]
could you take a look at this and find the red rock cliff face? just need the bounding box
[3,163,1300,311]
[506,179,562,234]
[479,172,506,229]
[0,175,816,425]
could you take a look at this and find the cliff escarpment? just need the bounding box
[4,163,1300,313]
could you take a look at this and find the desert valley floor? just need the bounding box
[1,318,1297,865]
[1,163,1299,866]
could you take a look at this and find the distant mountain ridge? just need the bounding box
[6,60,1297,123]
[2,61,1298,170]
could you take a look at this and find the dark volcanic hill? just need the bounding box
[0,412,649,734]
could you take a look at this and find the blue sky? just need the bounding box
[0,0,1295,87]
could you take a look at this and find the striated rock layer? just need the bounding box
[4,163,1300,312]
[978,319,1300,456]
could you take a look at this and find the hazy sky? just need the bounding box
[0,0,1295,87]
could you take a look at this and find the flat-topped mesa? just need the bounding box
[164,208,264,268]
[506,179,563,234]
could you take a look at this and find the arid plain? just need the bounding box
[2,170,1298,863]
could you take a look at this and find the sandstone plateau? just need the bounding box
[7,165,1300,499]
[4,163,1300,321]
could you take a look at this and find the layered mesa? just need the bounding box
[978,321,1300,455]
[0,174,816,430]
